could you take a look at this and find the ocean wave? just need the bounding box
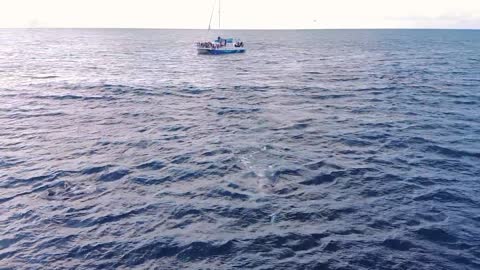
[425,145,480,159]
[1,29,479,269]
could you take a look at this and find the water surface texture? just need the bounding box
[1,29,480,269]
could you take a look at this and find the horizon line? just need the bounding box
[1,27,479,31]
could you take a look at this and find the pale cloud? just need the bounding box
[388,14,480,29]
[0,0,479,29]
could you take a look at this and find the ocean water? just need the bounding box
[0,29,479,269]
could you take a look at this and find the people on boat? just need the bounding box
[197,38,244,50]
[197,42,220,49]
[214,37,228,47]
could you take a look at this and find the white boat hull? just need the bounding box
[197,47,246,55]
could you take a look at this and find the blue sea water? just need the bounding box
[0,29,479,269]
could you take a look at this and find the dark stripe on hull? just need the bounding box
[198,49,246,55]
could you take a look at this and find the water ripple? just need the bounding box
[1,29,479,269]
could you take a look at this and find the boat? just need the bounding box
[196,0,246,55]
[196,37,246,54]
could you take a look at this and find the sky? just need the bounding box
[1,0,479,29]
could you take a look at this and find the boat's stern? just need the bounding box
[196,47,212,54]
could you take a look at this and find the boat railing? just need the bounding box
[197,42,241,49]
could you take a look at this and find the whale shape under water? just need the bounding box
[239,151,278,194]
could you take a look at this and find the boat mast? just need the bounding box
[218,0,221,30]
[208,0,217,31]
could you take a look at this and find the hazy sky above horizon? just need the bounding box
[1,0,480,29]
